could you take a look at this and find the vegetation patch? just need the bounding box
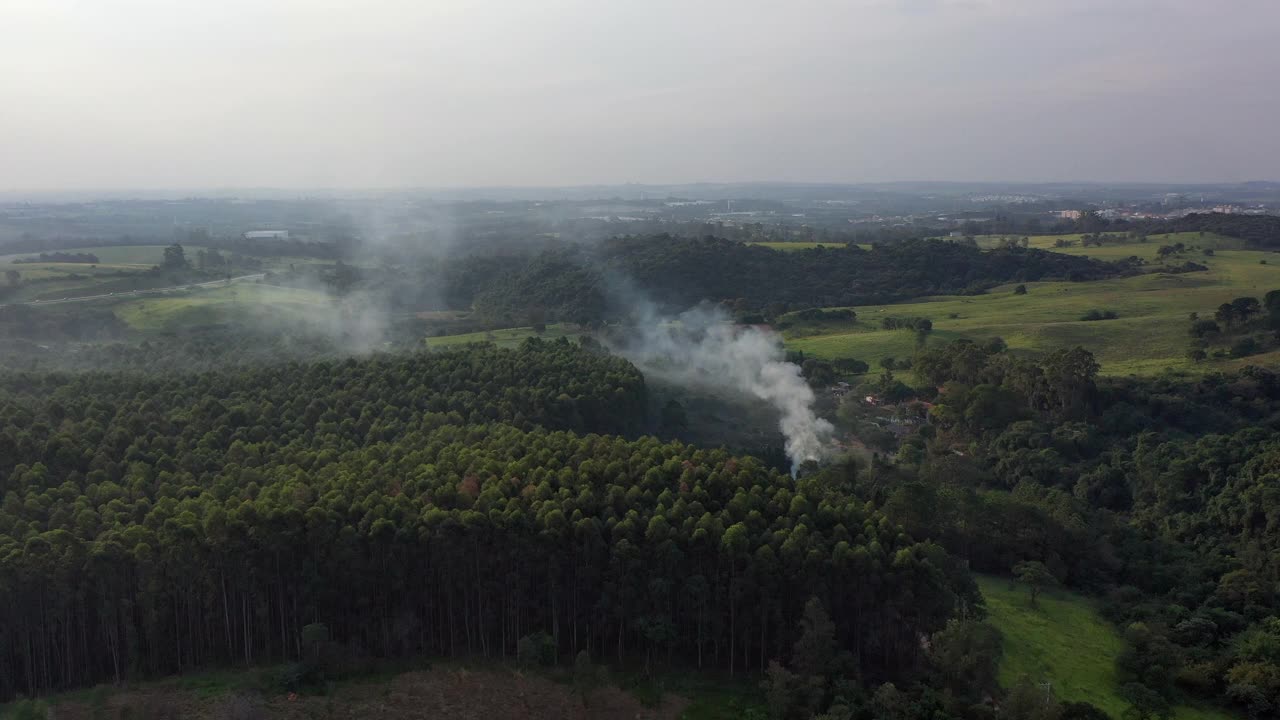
[978,576,1237,720]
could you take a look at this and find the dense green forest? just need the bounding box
[0,340,973,706]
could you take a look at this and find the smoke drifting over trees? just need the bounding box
[609,303,834,471]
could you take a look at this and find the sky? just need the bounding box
[3,0,1278,190]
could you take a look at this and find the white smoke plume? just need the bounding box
[610,303,834,471]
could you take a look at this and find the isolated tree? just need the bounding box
[914,318,933,346]
[1014,284,1028,295]
[162,243,188,270]
[301,623,329,660]
[1013,561,1058,608]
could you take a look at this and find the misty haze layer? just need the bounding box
[4,0,1279,189]
[611,305,834,470]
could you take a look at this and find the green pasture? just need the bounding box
[978,575,1237,720]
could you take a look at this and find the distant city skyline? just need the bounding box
[4,0,1278,190]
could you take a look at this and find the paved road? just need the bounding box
[0,274,266,308]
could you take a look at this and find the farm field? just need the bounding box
[785,239,1280,377]
[978,575,1236,720]
[425,323,585,349]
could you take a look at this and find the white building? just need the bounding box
[243,230,289,240]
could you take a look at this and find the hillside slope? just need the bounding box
[977,576,1237,720]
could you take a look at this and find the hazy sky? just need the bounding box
[4,0,1278,189]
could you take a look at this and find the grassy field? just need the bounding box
[786,239,1280,377]
[426,323,586,349]
[978,575,1236,720]
[114,283,334,331]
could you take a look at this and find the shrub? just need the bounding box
[1013,284,1027,295]
[517,631,557,667]
[833,358,869,374]
[7,700,50,720]
[1231,337,1261,358]
[1190,319,1222,337]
